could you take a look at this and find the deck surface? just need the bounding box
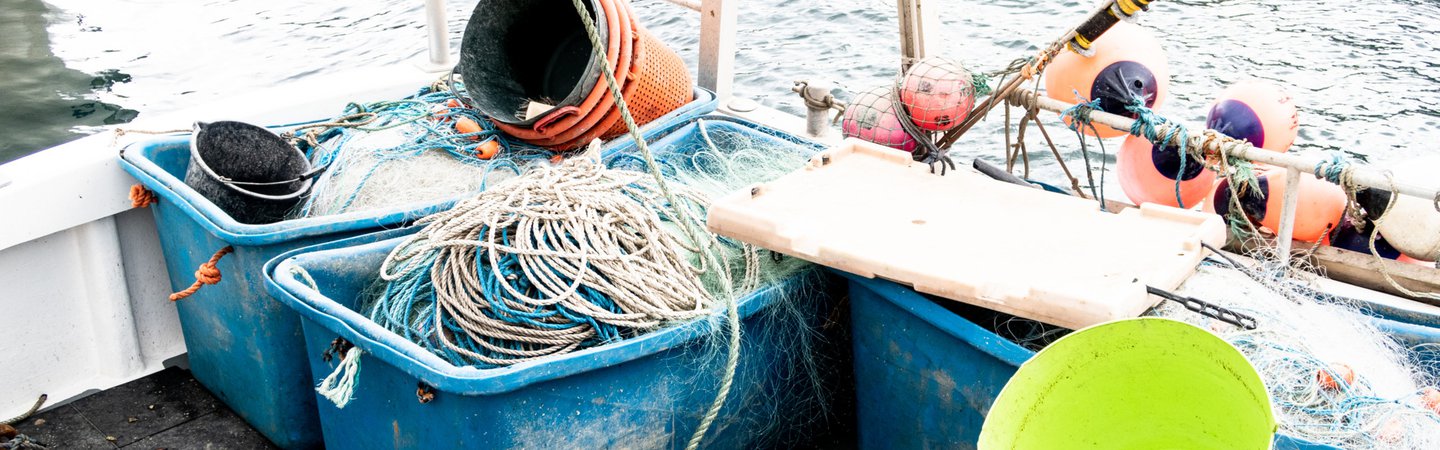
[9,368,276,449]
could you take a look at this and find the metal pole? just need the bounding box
[423,0,452,68]
[1010,88,1440,202]
[1275,167,1302,262]
[698,0,737,99]
[896,0,938,72]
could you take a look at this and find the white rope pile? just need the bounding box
[377,145,758,366]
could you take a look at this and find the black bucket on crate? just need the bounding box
[184,121,319,224]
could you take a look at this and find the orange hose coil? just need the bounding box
[493,0,692,151]
[494,0,632,142]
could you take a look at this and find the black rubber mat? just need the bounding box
[7,367,276,449]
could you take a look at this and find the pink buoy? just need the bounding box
[898,57,976,132]
[1206,80,1299,153]
[842,85,919,152]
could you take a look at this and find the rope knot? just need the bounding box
[1313,151,1352,185]
[129,184,157,208]
[194,263,222,285]
[1059,94,1102,132]
[169,246,233,301]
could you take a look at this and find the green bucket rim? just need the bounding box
[979,317,1277,449]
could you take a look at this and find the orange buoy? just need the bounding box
[1044,21,1169,138]
[1206,80,1298,153]
[1316,363,1355,390]
[455,117,483,139]
[1202,167,1346,242]
[1399,254,1435,267]
[1421,387,1440,414]
[898,57,976,132]
[475,140,501,160]
[1117,135,1216,208]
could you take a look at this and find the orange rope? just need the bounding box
[170,246,234,301]
[129,184,157,208]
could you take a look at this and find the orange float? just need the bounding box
[1399,254,1435,267]
[1045,21,1169,138]
[475,140,501,160]
[1117,135,1215,208]
[1422,387,1440,414]
[1202,167,1346,242]
[1316,363,1355,391]
[455,117,483,137]
[1205,80,1298,153]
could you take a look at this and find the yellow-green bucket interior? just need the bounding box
[978,318,1276,449]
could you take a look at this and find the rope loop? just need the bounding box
[169,246,234,301]
[1313,151,1352,185]
[1059,94,1102,132]
[128,184,157,208]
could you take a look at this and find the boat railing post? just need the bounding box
[419,0,453,72]
[698,0,737,100]
[1274,167,1303,266]
[792,81,843,139]
[897,0,938,72]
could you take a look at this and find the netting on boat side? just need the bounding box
[1150,256,1440,449]
[290,80,550,219]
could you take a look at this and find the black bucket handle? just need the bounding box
[189,121,324,201]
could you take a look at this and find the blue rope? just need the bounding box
[1059,93,1109,211]
[1314,151,1351,185]
[369,220,634,368]
[1125,98,1194,208]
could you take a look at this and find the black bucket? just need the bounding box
[183,121,319,224]
[459,0,607,125]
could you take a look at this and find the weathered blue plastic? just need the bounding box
[263,231,849,448]
[113,87,716,449]
[842,273,1342,450]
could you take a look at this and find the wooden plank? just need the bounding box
[1304,244,1440,307]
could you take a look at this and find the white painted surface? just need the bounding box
[0,65,440,418]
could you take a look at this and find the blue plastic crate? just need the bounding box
[842,274,1341,450]
[263,228,850,448]
[114,87,717,449]
[255,113,849,449]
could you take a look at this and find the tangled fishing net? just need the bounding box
[1154,257,1440,449]
[365,122,816,368]
[291,79,548,218]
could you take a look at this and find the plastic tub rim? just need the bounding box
[116,87,717,248]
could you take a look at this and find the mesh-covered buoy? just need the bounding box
[184,121,317,224]
[898,57,976,132]
[842,85,918,152]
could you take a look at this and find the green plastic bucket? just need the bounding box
[979,318,1276,450]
